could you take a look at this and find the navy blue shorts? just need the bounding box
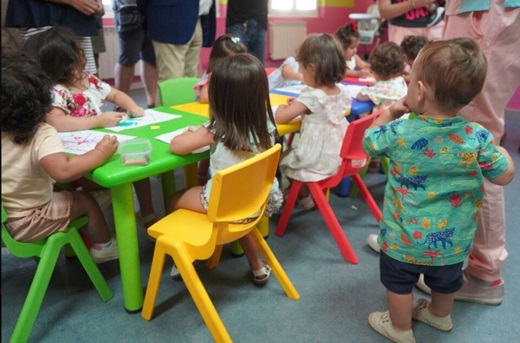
[380,252,464,295]
[115,18,155,65]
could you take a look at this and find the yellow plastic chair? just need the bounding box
[1,206,113,343]
[158,77,200,107]
[141,144,300,342]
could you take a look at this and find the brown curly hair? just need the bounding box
[368,42,405,80]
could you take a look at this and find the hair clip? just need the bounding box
[349,22,358,33]
[231,36,240,44]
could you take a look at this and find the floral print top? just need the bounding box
[359,76,408,110]
[363,115,510,266]
[52,72,111,117]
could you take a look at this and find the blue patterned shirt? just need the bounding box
[363,115,510,266]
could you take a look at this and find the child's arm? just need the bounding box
[46,107,125,132]
[106,88,145,117]
[368,97,409,129]
[39,135,118,183]
[281,64,303,82]
[487,146,515,186]
[170,125,215,155]
[354,54,371,72]
[274,99,309,124]
[357,91,371,102]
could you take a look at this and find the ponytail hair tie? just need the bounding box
[349,22,358,33]
[231,36,241,44]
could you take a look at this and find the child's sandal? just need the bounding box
[252,263,271,287]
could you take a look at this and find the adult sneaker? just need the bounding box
[367,234,380,253]
[415,272,505,305]
[427,7,445,27]
[412,298,453,331]
[368,311,416,343]
[90,237,119,264]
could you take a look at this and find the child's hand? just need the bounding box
[99,111,125,127]
[389,97,410,119]
[358,69,371,78]
[128,106,145,118]
[95,135,119,158]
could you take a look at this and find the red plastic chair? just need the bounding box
[265,67,277,76]
[275,111,383,264]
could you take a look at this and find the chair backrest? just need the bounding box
[158,77,200,107]
[338,111,381,180]
[207,144,281,226]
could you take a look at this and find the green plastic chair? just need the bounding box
[1,206,113,343]
[158,77,200,107]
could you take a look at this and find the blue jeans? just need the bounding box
[226,19,266,65]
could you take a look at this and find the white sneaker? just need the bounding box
[170,264,182,281]
[297,194,315,210]
[367,234,380,253]
[412,298,453,332]
[89,237,118,263]
[368,311,416,343]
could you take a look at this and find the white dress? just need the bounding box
[268,57,302,90]
[280,84,351,182]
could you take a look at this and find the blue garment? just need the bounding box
[5,0,98,37]
[458,0,520,13]
[138,0,215,47]
[226,20,266,65]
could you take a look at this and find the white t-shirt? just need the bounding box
[268,56,302,90]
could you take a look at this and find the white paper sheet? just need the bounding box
[59,130,136,155]
[105,109,182,132]
[155,127,210,154]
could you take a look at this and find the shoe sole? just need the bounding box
[453,295,503,306]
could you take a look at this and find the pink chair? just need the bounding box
[265,67,277,76]
[275,111,383,264]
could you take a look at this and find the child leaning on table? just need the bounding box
[194,34,247,104]
[169,53,283,286]
[1,52,120,264]
[23,26,158,229]
[334,23,371,79]
[268,55,304,90]
[357,42,408,112]
[363,37,515,343]
[275,33,352,210]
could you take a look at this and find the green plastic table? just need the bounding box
[87,107,209,313]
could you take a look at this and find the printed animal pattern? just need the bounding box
[363,115,510,266]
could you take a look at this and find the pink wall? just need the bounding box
[200,0,376,70]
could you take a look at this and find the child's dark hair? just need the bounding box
[369,42,405,80]
[296,34,346,86]
[208,53,275,152]
[1,52,53,144]
[22,26,85,86]
[334,24,360,51]
[207,34,248,73]
[400,35,429,61]
[415,37,487,110]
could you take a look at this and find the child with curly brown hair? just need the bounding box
[400,35,430,83]
[356,42,408,111]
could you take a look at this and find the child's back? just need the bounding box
[357,42,407,110]
[268,56,303,90]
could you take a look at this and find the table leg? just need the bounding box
[111,184,143,313]
[160,171,177,214]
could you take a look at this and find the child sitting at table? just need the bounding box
[1,52,119,263]
[169,53,283,286]
[194,34,247,104]
[23,26,158,229]
[400,35,429,83]
[275,34,351,209]
[268,55,304,90]
[334,23,371,79]
[364,37,514,343]
[357,42,408,111]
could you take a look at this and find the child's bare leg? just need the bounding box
[430,291,455,317]
[387,290,413,331]
[169,186,205,213]
[134,178,155,219]
[238,234,264,271]
[70,191,112,244]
